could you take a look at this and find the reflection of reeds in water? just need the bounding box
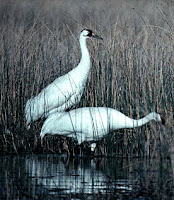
[0,0,173,156]
[0,155,173,199]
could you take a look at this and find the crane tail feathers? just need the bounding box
[40,131,45,140]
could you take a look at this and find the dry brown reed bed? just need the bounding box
[0,0,173,156]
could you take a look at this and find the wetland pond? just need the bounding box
[0,154,173,200]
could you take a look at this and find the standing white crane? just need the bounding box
[25,29,103,129]
[40,107,165,150]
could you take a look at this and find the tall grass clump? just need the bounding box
[0,0,173,156]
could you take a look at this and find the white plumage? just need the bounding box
[40,107,165,147]
[25,29,102,129]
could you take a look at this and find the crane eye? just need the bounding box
[87,30,92,37]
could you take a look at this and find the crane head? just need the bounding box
[81,29,103,40]
[151,112,165,125]
[161,115,165,125]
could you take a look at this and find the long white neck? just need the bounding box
[69,34,91,83]
[77,35,90,72]
[129,112,158,128]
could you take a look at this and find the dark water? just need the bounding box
[0,154,173,200]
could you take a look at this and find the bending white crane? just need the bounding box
[25,29,102,129]
[40,107,165,150]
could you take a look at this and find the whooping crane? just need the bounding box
[25,29,103,129]
[40,107,165,150]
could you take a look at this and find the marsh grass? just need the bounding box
[0,0,173,156]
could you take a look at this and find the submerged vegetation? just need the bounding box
[0,0,173,156]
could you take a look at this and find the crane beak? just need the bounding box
[91,34,103,40]
[160,116,168,139]
[161,116,165,125]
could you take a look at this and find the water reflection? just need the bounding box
[0,154,173,199]
[26,156,133,195]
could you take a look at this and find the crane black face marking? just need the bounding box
[86,30,93,37]
[81,29,93,36]
[81,29,103,40]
